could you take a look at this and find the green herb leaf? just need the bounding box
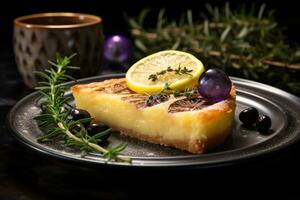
[220,25,231,42]
[34,53,130,163]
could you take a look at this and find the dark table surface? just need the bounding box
[1,52,300,199]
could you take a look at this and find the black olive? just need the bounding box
[256,115,272,134]
[239,107,259,126]
[86,122,111,141]
[69,108,91,126]
[70,108,91,120]
[70,124,82,134]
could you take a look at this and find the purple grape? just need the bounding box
[103,35,132,63]
[198,68,231,102]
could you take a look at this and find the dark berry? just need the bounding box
[198,68,231,102]
[256,115,272,134]
[69,108,91,126]
[86,122,111,141]
[239,107,259,126]
[70,124,82,133]
[70,108,91,120]
[41,104,48,112]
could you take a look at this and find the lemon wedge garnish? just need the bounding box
[126,50,205,94]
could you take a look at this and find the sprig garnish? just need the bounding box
[162,82,196,98]
[174,66,193,75]
[34,53,131,163]
[148,66,193,82]
[146,82,197,103]
[163,82,172,91]
[174,88,196,98]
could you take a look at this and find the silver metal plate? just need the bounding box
[8,74,300,167]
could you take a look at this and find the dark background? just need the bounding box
[1,0,300,53]
[1,0,300,199]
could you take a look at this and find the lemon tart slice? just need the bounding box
[72,78,236,154]
[72,50,236,153]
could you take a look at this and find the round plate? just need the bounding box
[7,74,300,167]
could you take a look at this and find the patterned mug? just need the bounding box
[14,13,104,88]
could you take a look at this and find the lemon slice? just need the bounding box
[126,50,205,94]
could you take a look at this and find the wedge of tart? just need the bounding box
[72,78,236,154]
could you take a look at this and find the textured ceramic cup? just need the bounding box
[14,13,104,88]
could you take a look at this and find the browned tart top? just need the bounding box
[73,78,235,113]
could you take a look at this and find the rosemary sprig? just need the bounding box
[148,66,193,82]
[128,3,300,96]
[34,53,131,163]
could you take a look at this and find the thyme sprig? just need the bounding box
[34,53,131,163]
[174,66,193,75]
[161,82,197,98]
[174,88,196,98]
[148,66,193,82]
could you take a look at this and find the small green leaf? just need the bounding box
[162,31,171,41]
[134,39,148,52]
[35,86,51,90]
[232,62,241,69]
[187,10,194,34]
[237,26,248,39]
[171,40,181,50]
[204,20,210,36]
[295,50,300,57]
[205,3,214,15]
[267,23,277,30]
[138,9,150,26]
[258,4,266,19]
[225,2,231,19]
[157,9,165,31]
[128,18,140,29]
[66,66,80,70]
[33,71,51,81]
[214,7,220,21]
[220,25,231,42]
